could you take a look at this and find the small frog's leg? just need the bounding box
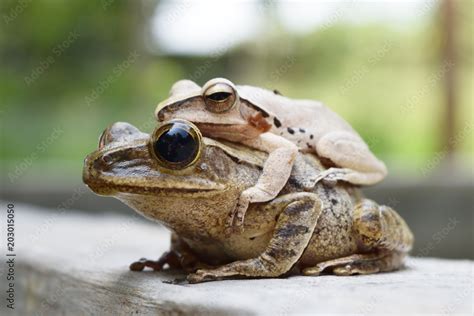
[227,132,298,229]
[130,233,209,272]
[188,193,322,283]
[314,131,388,186]
[303,199,413,276]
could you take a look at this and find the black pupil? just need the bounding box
[154,125,198,165]
[208,92,230,101]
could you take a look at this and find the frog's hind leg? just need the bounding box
[187,193,322,283]
[353,199,414,254]
[313,131,388,186]
[302,253,384,276]
[332,251,406,275]
[303,251,405,276]
[303,199,414,276]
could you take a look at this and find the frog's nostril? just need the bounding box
[101,154,113,164]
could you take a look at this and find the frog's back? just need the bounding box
[237,85,357,138]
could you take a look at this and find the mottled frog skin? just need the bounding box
[83,122,413,283]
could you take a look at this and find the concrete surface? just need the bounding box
[1,202,473,315]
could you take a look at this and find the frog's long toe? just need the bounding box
[187,269,221,283]
[333,263,380,276]
[129,258,163,271]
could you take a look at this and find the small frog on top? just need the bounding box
[154,78,387,229]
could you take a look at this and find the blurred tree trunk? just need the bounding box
[441,0,457,163]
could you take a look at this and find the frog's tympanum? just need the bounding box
[83,121,413,283]
[155,78,388,229]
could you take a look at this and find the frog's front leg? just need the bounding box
[130,233,209,273]
[189,193,322,283]
[227,132,298,229]
[313,131,388,186]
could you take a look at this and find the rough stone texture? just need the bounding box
[1,202,472,315]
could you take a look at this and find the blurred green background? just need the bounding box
[0,1,472,258]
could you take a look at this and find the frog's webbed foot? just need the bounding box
[129,251,181,272]
[312,167,352,186]
[187,267,236,283]
[130,251,211,273]
[130,233,212,273]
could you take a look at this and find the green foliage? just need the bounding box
[0,0,472,176]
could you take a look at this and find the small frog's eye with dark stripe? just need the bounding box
[149,119,202,170]
[203,81,237,113]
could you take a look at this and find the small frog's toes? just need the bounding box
[225,196,250,230]
[234,203,248,227]
[315,168,348,184]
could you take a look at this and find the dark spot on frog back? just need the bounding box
[273,117,282,128]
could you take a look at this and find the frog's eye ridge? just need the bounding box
[203,82,237,113]
[150,120,202,170]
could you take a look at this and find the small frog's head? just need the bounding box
[83,121,263,230]
[155,78,275,141]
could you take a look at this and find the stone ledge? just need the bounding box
[1,202,473,315]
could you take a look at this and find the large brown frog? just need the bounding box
[83,121,413,283]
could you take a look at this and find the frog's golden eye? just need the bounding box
[150,119,202,170]
[203,82,237,113]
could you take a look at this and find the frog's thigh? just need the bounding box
[303,199,413,276]
[187,193,322,283]
[316,131,387,185]
[354,199,414,253]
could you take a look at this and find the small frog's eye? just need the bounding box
[203,82,237,113]
[149,119,202,170]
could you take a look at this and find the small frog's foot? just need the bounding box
[313,168,349,185]
[187,267,237,283]
[225,194,251,232]
[226,186,278,232]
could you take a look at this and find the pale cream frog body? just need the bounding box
[155,78,388,228]
[83,121,412,283]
